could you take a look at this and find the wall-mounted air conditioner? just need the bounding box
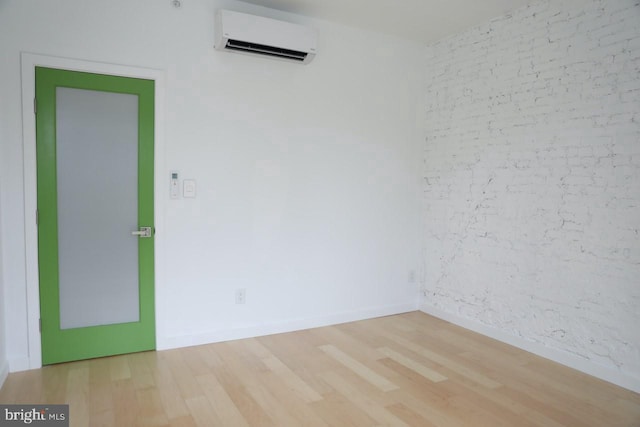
[214,9,317,64]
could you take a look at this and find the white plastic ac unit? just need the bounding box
[214,9,317,64]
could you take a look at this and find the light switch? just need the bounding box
[170,171,180,199]
[183,179,196,198]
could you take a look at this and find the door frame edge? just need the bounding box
[20,52,167,369]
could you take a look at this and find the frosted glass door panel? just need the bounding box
[56,87,140,330]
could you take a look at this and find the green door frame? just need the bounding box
[36,67,156,364]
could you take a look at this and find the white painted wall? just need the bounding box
[0,173,7,388]
[0,0,423,369]
[421,0,640,391]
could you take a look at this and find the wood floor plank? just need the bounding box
[250,369,329,426]
[377,346,448,383]
[214,343,302,426]
[88,357,114,426]
[314,323,384,362]
[89,408,116,427]
[66,364,90,427]
[162,349,203,401]
[209,346,276,427]
[227,339,327,425]
[318,344,399,392]
[256,332,335,396]
[496,383,595,427]
[0,312,638,427]
[376,327,502,388]
[108,356,131,382]
[241,338,274,359]
[309,391,380,426]
[127,351,157,391]
[184,395,223,427]
[110,378,138,427]
[377,357,454,404]
[135,387,169,427]
[386,391,466,427]
[318,371,409,426]
[0,371,30,404]
[168,415,197,427]
[195,373,249,427]
[152,353,190,421]
[386,402,439,427]
[42,363,71,404]
[179,347,210,378]
[261,355,324,403]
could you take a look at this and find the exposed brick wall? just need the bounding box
[422,0,640,382]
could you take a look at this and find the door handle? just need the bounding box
[131,226,152,238]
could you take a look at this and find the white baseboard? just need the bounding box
[0,359,8,390]
[420,303,640,394]
[157,302,418,351]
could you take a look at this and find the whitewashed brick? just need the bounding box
[422,0,640,383]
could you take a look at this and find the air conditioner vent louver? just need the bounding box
[215,10,317,64]
[225,39,308,62]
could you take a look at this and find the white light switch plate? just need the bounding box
[183,179,196,198]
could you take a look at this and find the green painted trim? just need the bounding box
[36,67,155,364]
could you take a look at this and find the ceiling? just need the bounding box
[240,0,537,44]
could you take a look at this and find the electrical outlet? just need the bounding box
[235,288,246,304]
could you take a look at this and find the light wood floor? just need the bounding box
[1,312,639,427]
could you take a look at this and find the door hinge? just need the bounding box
[34,97,37,115]
[39,318,42,333]
[36,209,39,225]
